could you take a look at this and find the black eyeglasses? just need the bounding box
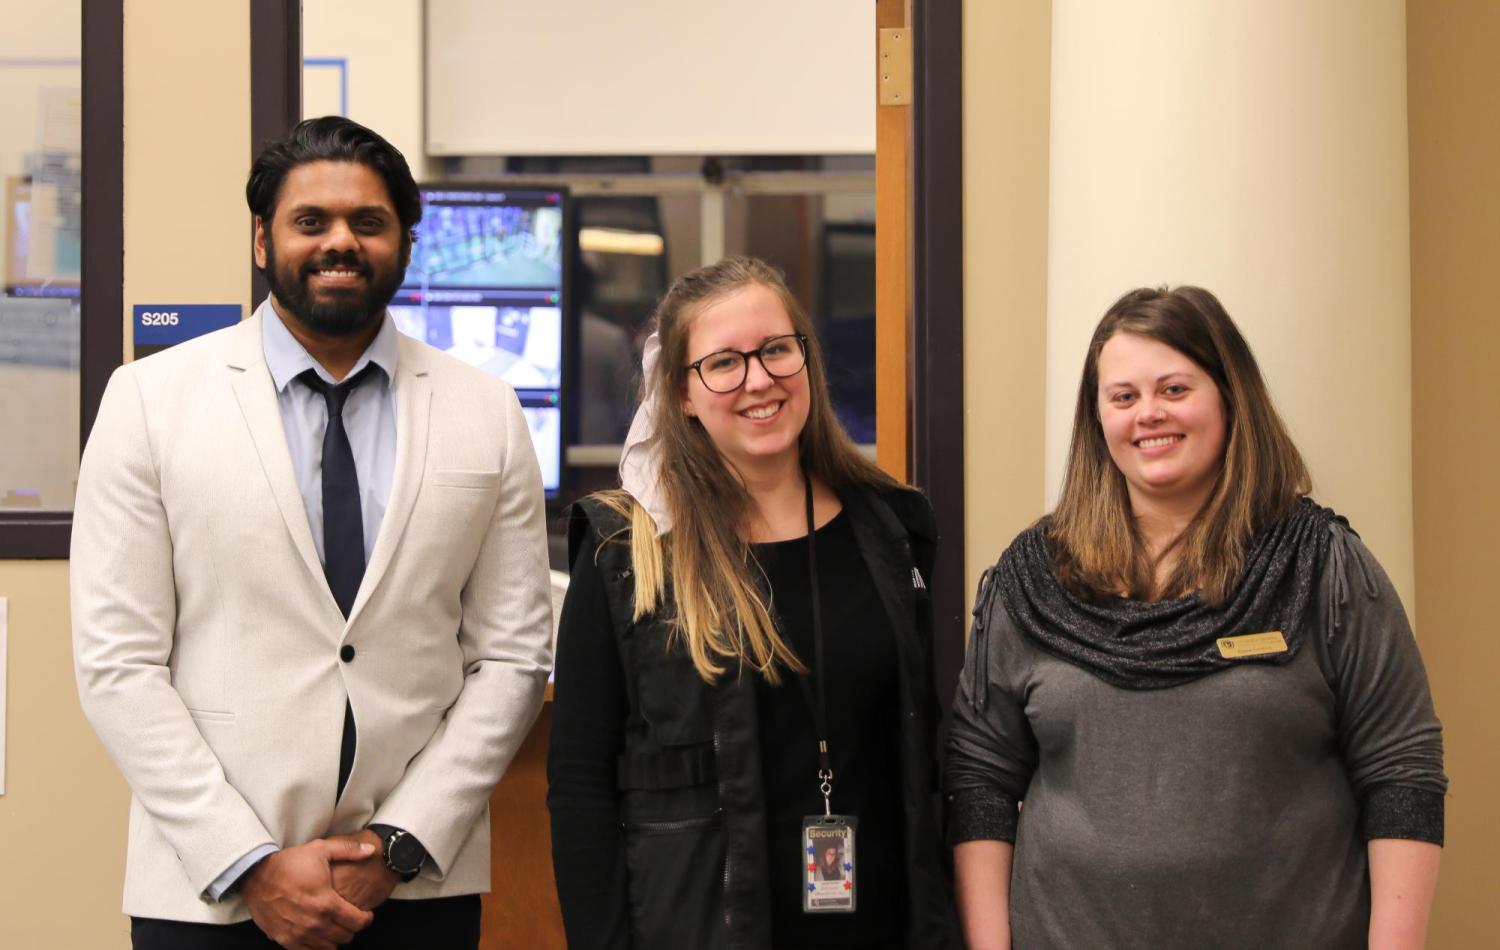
[684,334,809,394]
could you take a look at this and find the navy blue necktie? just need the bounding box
[298,364,376,800]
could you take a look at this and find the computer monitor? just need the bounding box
[390,187,568,496]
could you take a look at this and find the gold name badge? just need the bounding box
[1216,631,1288,659]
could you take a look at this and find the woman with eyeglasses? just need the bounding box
[945,286,1446,949]
[547,257,959,949]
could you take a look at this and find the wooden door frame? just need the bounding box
[248,3,968,699]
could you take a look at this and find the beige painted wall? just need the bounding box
[1407,2,1500,945]
[121,0,252,353]
[303,0,431,180]
[0,563,129,946]
[0,1,250,946]
[961,0,1051,598]
[1046,0,1416,609]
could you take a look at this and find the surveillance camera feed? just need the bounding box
[391,188,566,495]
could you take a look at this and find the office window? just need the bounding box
[0,1,122,558]
[0,5,82,516]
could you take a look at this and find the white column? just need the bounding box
[1045,0,1414,608]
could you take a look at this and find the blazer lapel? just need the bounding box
[347,338,431,626]
[227,312,329,591]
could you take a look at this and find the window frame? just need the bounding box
[0,1,124,558]
[249,0,301,306]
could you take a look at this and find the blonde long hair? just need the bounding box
[598,257,899,683]
[1049,286,1310,604]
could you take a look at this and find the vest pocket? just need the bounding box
[636,656,715,746]
[622,810,728,950]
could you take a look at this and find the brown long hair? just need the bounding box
[597,257,900,683]
[1049,286,1310,604]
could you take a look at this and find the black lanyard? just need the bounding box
[794,472,835,815]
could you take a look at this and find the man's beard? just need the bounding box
[262,235,406,336]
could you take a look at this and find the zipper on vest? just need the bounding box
[713,719,733,937]
[622,812,721,833]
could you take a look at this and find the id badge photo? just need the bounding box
[802,814,857,913]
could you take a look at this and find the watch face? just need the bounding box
[388,832,425,873]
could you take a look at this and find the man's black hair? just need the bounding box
[245,116,422,237]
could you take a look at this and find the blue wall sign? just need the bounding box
[132,304,242,350]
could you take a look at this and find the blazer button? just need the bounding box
[340,644,356,662]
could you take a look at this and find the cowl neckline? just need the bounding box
[987,498,1345,690]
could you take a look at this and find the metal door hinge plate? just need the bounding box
[878,27,912,106]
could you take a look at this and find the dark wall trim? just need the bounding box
[249,0,302,304]
[911,0,966,730]
[0,1,124,559]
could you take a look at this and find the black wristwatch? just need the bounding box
[369,824,426,882]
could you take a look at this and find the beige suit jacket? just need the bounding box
[70,313,553,922]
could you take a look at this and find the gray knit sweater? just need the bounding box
[945,523,1446,949]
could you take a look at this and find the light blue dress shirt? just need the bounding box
[204,301,400,901]
[262,302,399,566]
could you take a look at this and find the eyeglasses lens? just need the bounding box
[700,337,806,393]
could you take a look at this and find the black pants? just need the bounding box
[131,895,481,949]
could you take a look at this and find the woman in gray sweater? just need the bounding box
[945,286,1446,949]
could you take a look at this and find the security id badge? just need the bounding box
[802,814,857,913]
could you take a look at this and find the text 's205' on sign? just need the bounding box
[133,304,242,357]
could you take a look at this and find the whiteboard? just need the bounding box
[426,0,875,156]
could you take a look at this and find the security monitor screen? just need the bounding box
[391,188,566,495]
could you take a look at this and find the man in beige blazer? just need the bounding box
[71,117,553,950]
